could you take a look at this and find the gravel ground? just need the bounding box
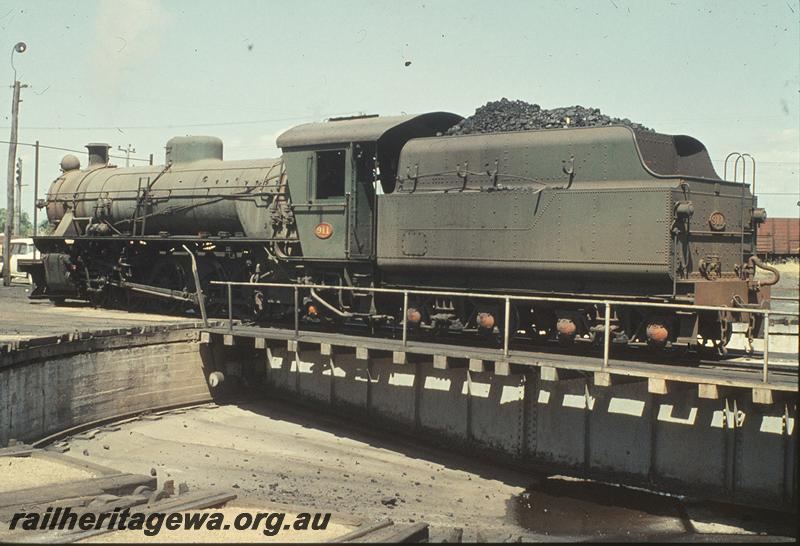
[0,456,97,493]
[59,404,531,541]
[56,402,795,542]
[0,284,195,344]
[763,260,799,316]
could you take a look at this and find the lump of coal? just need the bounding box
[444,98,653,136]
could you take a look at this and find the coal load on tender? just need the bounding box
[443,98,653,135]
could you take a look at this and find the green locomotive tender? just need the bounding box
[23,112,776,350]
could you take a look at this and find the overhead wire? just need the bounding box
[0,116,310,131]
[0,110,372,131]
[0,139,152,163]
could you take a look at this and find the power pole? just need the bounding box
[4,41,26,287]
[4,81,27,285]
[118,144,136,167]
[33,140,39,237]
[14,157,22,235]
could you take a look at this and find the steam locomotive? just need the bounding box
[22,112,777,350]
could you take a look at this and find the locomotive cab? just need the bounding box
[276,112,462,261]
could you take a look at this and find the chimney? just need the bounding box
[86,143,111,168]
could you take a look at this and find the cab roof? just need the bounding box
[276,112,462,149]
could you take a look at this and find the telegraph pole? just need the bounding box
[4,42,27,286]
[14,157,22,235]
[33,140,39,237]
[118,144,136,167]
[4,80,22,286]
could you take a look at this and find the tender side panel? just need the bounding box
[395,126,657,194]
[377,186,673,280]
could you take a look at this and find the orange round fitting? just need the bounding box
[406,307,422,324]
[307,305,318,316]
[477,312,495,330]
[646,322,669,344]
[556,318,577,337]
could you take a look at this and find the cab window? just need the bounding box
[315,149,346,199]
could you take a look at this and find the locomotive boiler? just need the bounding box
[23,112,777,352]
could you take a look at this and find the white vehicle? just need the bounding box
[0,237,36,283]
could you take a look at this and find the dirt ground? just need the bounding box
[0,456,97,493]
[767,259,799,282]
[759,259,799,315]
[56,402,795,542]
[58,403,530,540]
[0,284,195,344]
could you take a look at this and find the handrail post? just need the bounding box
[227,283,233,331]
[603,302,611,369]
[503,297,511,357]
[181,244,208,328]
[762,310,769,383]
[402,290,409,346]
[294,286,300,338]
[206,281,799,321]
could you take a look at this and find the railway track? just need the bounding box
[231,314,799,367]
[206,323,798,394]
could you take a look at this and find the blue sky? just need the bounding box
[1,0,798,219]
